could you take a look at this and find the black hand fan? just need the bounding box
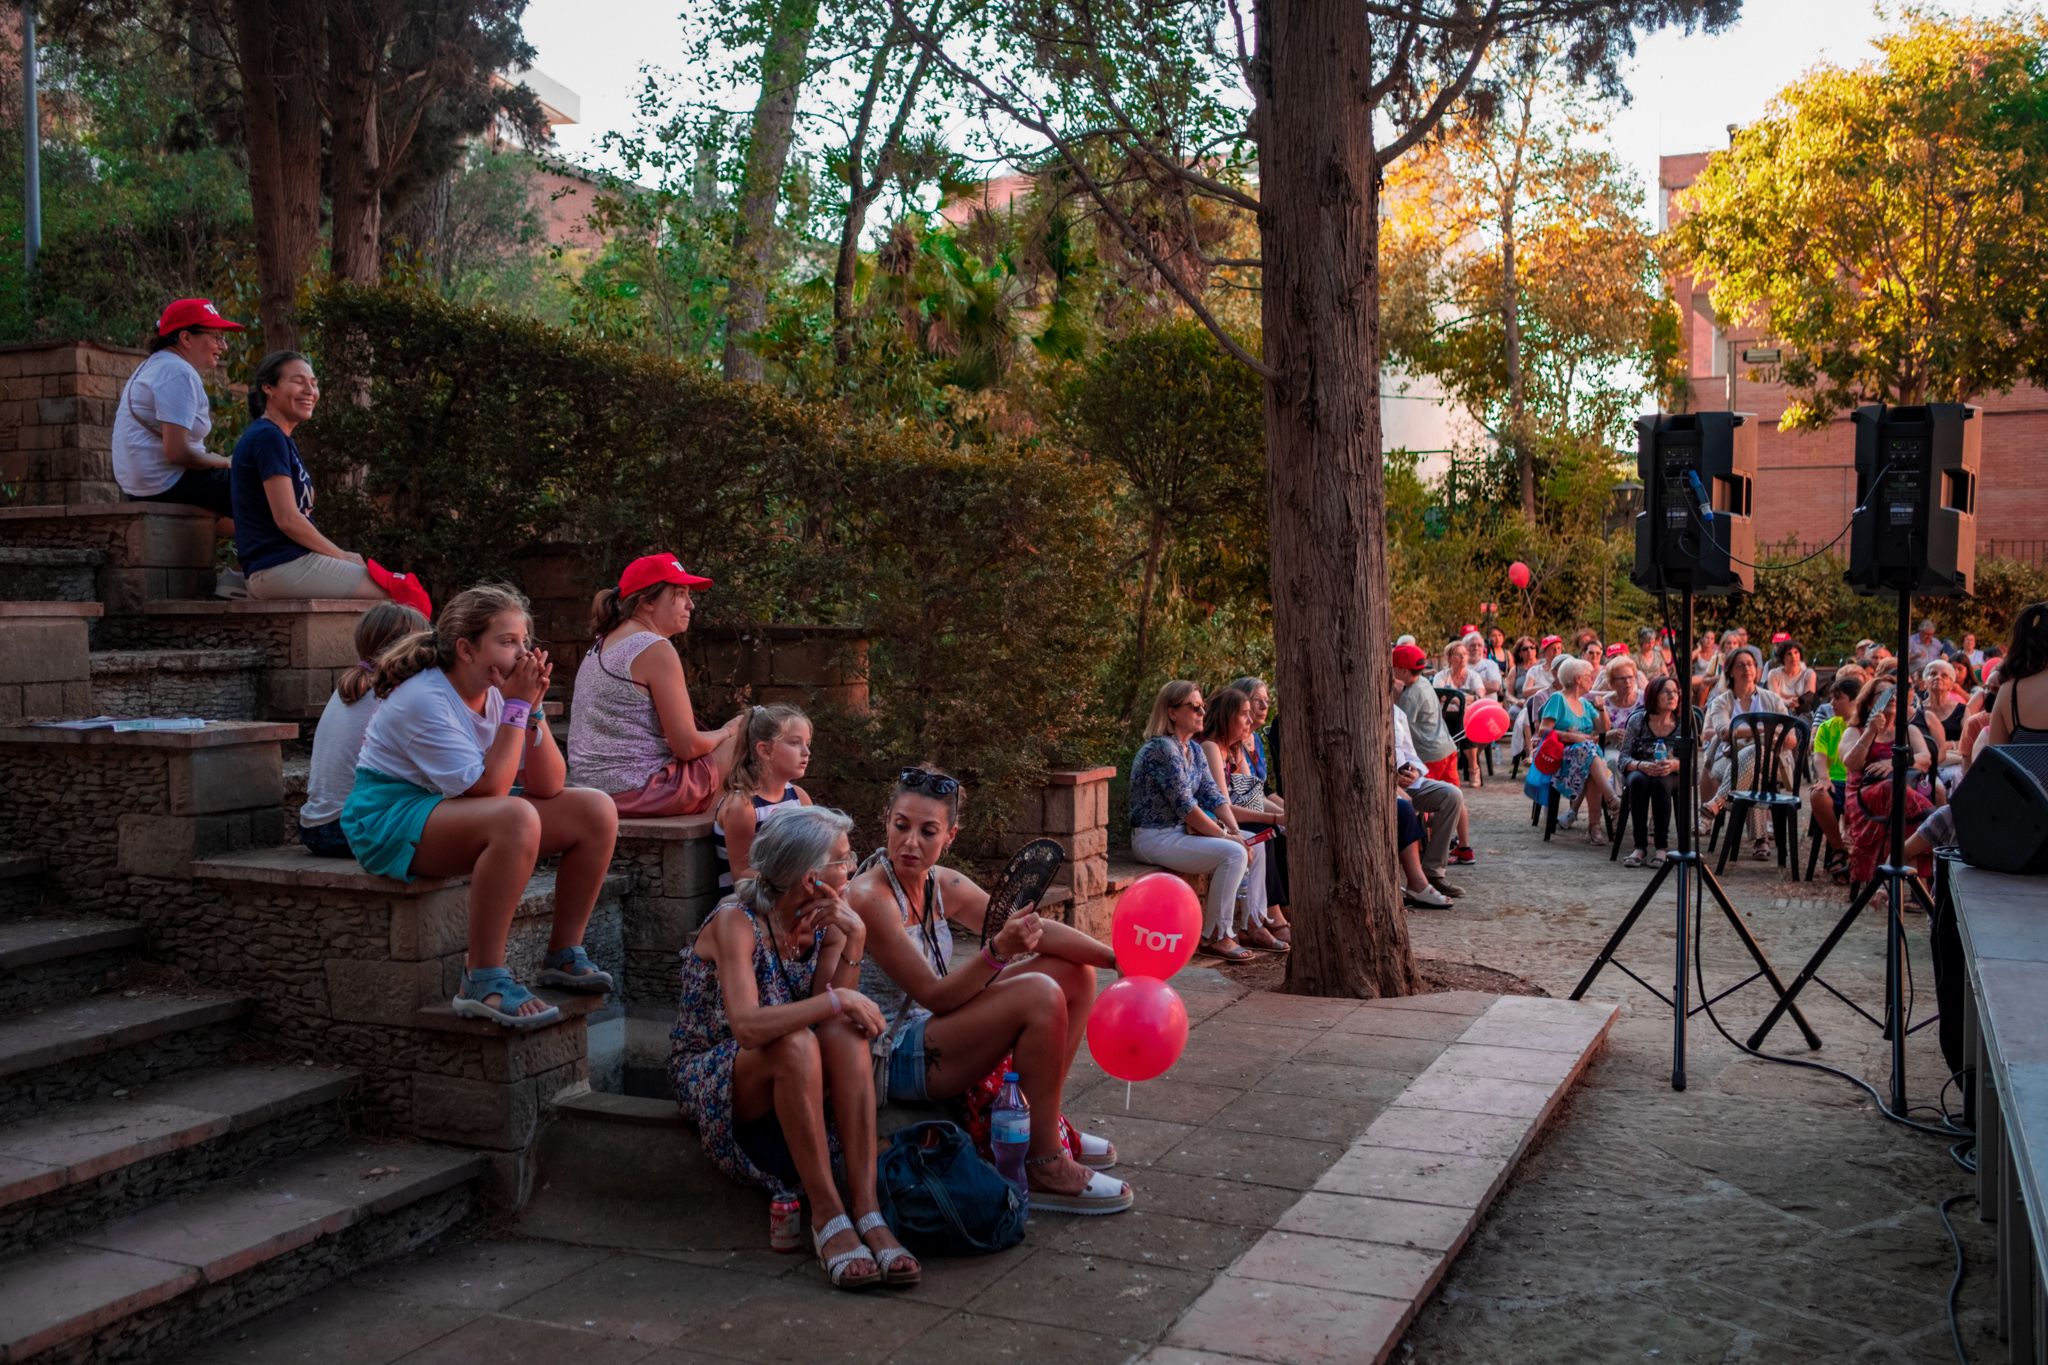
[982,838,1065,941]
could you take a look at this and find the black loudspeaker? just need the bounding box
[1846,403,1978,597]
[1952,745,2048,875]
[1631,412,1755,596]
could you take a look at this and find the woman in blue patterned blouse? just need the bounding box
[1128,680,1256,962]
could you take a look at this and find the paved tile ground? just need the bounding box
[1397,777,1994,1364]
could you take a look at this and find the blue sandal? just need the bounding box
[537,945,614,993]
[451,966,561,1030]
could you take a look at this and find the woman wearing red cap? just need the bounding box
[232,351,390,601]
[566,554,750,817]
[111,298,243,524]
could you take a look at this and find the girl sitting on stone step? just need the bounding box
[298,601,428,858]
[566,554,750,817]
[671,804,920,1290]
[342,584,619,1030]
[711,705,815,896]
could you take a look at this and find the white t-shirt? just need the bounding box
[112,351,212,497]
[301,688,381,827]
[355,669,505,797]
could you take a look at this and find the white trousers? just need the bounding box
[1132,826,1250,940]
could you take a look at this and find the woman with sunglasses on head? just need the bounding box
[847,766,1131,1215]
[1129,680,1258,963]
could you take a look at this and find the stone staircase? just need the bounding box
[0,855,487,1364]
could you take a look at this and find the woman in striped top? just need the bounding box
[713,705,815,891]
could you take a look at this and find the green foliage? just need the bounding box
[300,283,1128,850]
[1675,10,2048,429]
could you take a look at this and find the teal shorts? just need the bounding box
[340,767,445,882]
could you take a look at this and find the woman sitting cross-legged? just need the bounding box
[1199,687,1284,954]
[341,584,620,1029]
[1226,674,1290,946]
[671,805,921,1290]
[1537,657,1620,842]
[1614,675,1686,867]
[1130,681,1257,964]
[298,601,428,857]
[566,554,749,818]
[231,352,390,601]
[848,766,1132,1215]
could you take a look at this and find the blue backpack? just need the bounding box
[876,1120,1027,1256]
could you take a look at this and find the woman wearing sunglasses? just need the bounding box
[846,766,1132,1215]
[1128,680,1258,961]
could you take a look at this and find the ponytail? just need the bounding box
[373,583,528,699]
[340,601,429,704]
[589,582,675,640]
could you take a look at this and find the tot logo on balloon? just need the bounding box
[1086,873,1200,1088]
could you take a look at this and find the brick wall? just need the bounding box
[0,340,145,506]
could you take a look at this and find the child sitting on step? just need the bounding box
[712,705,815,895]
[341,583,619,1031]
[298,601,427,857]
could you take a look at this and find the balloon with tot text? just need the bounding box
[1508,560,1532,589]
[1087,976,1190,1083]
[1111,873,1201,979]
[1464,699,1511,746]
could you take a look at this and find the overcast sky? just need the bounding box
[519,0,2018,218]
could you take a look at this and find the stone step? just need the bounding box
[0,546,102,603]
[0,503,218,610]
[0,917,145,1011]
[98,598,377,718]
[0,990,252,1113]
[0,1062,359,1257]
[0,1137,484,1365]
[0,856,48,919]
[88,648,267,722]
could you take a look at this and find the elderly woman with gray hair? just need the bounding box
[1699,644,1789,859]
[670,804,919,1291]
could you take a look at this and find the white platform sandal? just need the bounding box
[1074,1131,1118,1170]
[813,1212,880,1290]
[855,1210,922,1287]
[1027,1156,1135,1215]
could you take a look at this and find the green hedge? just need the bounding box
[301,284,1130,849]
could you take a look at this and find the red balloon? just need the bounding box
[1087,977,1190,1083]
[1508,560,1532,589]
[1111,873,1202,979]
[1464,699,1510,745]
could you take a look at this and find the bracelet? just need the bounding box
[980,943,1007,973]
[499,699,533,730]
[826,985,843,1016]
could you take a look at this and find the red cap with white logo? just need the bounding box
[618,553,713,597]
[156,298,244,336]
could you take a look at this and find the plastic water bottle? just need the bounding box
[1652,739,1668,764]
[990,1071,1030,1200]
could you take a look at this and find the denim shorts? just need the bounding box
[885,1014,931,1102]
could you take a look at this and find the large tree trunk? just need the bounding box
[233,0,324,352]
[327,11,384,286]
[1257,0,1414,998]
[724,0,820,383]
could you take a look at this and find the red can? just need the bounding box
[769,1195,803,1253]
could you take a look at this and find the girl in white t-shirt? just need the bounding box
[342,583,620,1030]
[112,299,242,520]
[298,602,429,857]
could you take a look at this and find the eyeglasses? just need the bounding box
[1178,701,1207,714]
[819,855,858,872]
[898,768,961,797]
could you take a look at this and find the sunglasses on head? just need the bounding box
[898,768,960,797]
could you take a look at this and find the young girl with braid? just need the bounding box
[342,584,619,1030]
[712,705,816,892]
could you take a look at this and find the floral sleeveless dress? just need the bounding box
[669,900,829,1197]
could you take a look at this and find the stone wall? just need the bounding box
[610,816,721,1006]
[0,340,144,506]
[1005,766,1116,938]
[0,603,96,722]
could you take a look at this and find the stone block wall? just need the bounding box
[1006,766,1115,938]
[0,606,95,722]
[611,815,722,1006]
[0,340,143,506]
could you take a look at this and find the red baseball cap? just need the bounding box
[1605,642,1628,658]
[1391,644,1428,671]
[1539,634,1563,649]
[365,560,433,616]
[156,298,244,336]
[619,553,713,597]
[1459,624,1479,636]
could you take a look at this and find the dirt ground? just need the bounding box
[1388,775,1993,1364]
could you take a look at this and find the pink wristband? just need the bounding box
[499,699,533,730]
[980,943,1006,974]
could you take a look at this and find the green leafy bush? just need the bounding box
[301,284,1128,850]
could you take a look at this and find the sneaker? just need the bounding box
[213,568,249,600]
[1426,875,1466,898]
[1556,807,1578,829]
[1403,884,1453,910]
[1449,846,1476,866]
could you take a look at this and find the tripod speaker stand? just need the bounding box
[1569,584,1822,1089]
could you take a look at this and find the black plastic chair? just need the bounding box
[1435,688,1477,784]
[1710,711,1812,878]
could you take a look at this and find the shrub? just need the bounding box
[300,284,1129,851]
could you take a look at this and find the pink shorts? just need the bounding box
[610,752,721,818]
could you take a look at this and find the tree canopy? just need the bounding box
[1674,10,2048,429]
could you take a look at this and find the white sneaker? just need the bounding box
[1403,884,1452,909]
[213,569,249,600]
